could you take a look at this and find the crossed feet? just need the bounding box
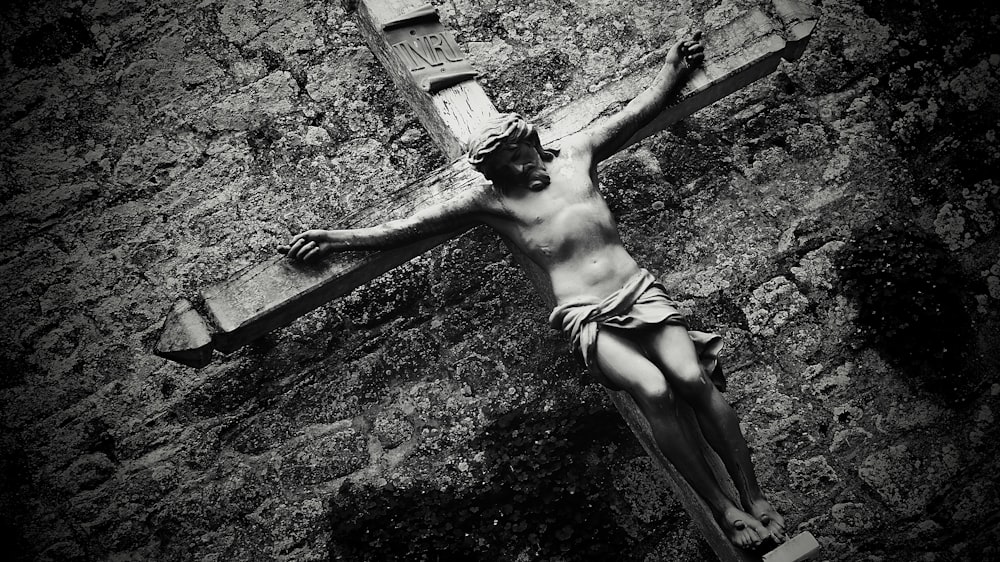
[717,499,786,550]
[749,498,787,543]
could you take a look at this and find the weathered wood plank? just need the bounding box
[155,299,213,367]
[203,162,486,353]
[537,8,791,149]
[772,0,820,62]
[206,234,457,353]
[349,0,498,160]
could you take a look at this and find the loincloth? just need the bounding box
[548,269,725,391]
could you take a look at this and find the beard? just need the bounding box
[525,168,550,191]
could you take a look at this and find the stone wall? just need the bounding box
[2,0,998,560]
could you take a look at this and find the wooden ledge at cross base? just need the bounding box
[762,532,821,562]
[155,0,819,368]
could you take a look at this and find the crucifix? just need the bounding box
[156,1,820,560]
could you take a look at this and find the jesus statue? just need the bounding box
[278,31,785,549]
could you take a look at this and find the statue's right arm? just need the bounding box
[577,32,703,164]
[279,185,498,262]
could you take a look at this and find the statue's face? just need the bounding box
[483,140,550,191]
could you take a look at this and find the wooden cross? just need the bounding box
[156,1,820,560]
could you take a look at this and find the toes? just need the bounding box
[734,522,762,546]
[771,523,787,542]
[754,505,787,541]
[724,510,775,549]
[760,515,784,541]
[748,522,770,544]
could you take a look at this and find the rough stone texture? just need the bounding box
[2,0,999,561]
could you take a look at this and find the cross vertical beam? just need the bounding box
[156,2,819,560]
[346,0,497,160]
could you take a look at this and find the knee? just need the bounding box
[669,364,713,403]
[633,378,676,409]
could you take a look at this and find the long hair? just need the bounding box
[465,113,557,175]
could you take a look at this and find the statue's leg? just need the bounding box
[640,324,786,541]
[594,328,766,549]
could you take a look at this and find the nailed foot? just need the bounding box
[718,506,770,549]
[748,498,786,543]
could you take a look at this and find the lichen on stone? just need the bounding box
[743,276,809,337]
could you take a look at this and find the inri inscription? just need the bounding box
[392,31,465,70]
[381,4,477,93]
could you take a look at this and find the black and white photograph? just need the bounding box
[1,1,998,560]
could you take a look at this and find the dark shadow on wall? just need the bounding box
[836,218,987,404]
[0,437,33,562]
[11,16,94,69]
[327,403,695,562]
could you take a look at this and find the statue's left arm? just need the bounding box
[279,185,494,262]
[581,32,704,163]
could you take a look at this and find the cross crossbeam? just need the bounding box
[155,2,819,560]
[156,0,817,366]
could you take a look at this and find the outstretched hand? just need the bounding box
[668,30,704,71]
[278,229,340,262]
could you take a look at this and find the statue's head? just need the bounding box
[465,113,556,191]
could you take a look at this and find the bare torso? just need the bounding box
[479,141,642,304]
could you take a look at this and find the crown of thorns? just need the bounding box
[465,113,538,170]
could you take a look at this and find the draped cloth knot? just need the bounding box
[548,269,726,391]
